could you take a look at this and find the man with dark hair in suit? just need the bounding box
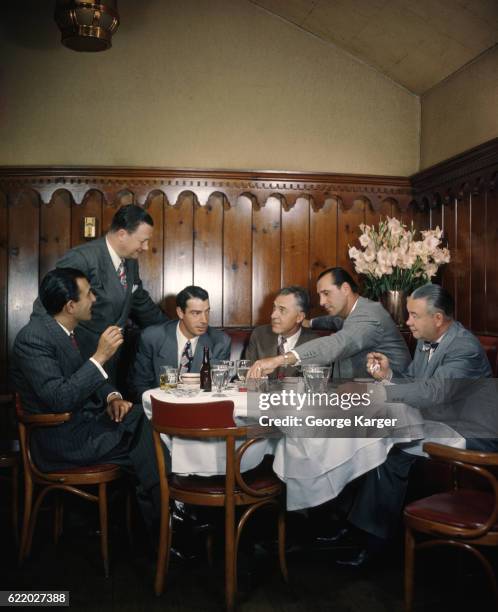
[13,268,163,529]
[48,204,167,387]
[248,267,411,380]
[130,285,231,400]
[245,286,319,378]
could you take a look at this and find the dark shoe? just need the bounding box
[335,547,371,568]
[171,501,212,534]
[314,526,350,546]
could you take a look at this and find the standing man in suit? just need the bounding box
[12,268,163,528]
[248,267,411,380]
[53,204,167,387]
[130,286,231,400]
[334,284,497,567]
[245,286,319,378]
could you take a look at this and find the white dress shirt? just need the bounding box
[105,236,122,271]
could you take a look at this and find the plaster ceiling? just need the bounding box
[249,0,498,94]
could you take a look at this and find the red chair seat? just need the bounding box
[171,461,281,495]
[405,490,498,531]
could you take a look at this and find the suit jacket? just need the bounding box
[295,297,411,379]
[54,237,167,361]
[11,313,140,471]
[385,321,497,439]
[310,315,343,331]
[245,325,319,378]
[130,320,232,400]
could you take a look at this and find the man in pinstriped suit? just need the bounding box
[12,268,164,526]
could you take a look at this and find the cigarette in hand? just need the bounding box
[369,362,380,374]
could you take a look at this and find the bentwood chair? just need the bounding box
[15,394,127,577]
[151,397,288,611]
[404,442,498,611]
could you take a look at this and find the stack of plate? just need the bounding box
[180,373,201,387]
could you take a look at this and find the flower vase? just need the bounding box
[381,290,407,328]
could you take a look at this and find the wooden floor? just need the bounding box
[1,496,497,612]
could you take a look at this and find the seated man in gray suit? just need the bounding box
[12,268,164,531]
[131,285,231,400]
[248,267,411,380]
[245,286,319,378]
[335,284,497,567]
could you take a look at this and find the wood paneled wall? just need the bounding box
[412,137,498,335]
[0,167,417,391]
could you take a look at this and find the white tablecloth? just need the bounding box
[142,387,465,510]
[142,387,276,475]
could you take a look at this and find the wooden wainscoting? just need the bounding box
[411,137,498,335]
[0,166,419,391]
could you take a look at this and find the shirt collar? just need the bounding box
[56,320,71,336]
[176,321,200,363]
[278,327,302,352]
[105,236,123,271]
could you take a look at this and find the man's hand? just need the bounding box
[106,398,132,423]
[247,357,283,379]
[366,352,391,380]
[92,326,124,365]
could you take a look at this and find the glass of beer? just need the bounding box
[159,365,178,390]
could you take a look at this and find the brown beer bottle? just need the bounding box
[200,346,211,391]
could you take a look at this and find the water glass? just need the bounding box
[159,365,178,390]
[236,359,252,384]
[302,365,331,393]
[219,360,236,381]
[211,365,230,396]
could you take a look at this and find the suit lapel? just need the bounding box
[97,238,133,324]
[42,315,84,371]
[423,322,459,378]
[158,322,179,366]
[192,333,209,371]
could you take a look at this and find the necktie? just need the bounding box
[117,259,127,289]
[422,341,439,352]
[180,340,193,373]
[422,341,439,361]
[69,332,79,350]
[277,336,286,356]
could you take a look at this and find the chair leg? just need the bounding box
[12,464,19,546]
[225,501,236,611]
[18,476,33,565]
[404,527,415,612]
[53,493,63,545]
[277,508,288,583]
[154,501,171,596]
[206,531,214,568]
[125,488,133,548]
[97,483,110,578]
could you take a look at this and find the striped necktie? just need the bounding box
[117,259,127,289]
[180,340,193,373]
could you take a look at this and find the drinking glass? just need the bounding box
[211,365,230,397]
[236,359,252,384]
[159,365,178,390]
[301,365,331,393]
[219,360,236,381]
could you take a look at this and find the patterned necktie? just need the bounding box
[180,340,193,373]
[277,336,286,356]
[422,341,439,361]
[422,341,439,352]
[117,259,127,289]
[69,332,79,350]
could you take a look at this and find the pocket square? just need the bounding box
[132,284,139,293]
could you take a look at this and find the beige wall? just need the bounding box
[0,0,419,175]
[421,46,498,169]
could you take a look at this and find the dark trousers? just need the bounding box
[337,446,416,540]
[99,405,169,528]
